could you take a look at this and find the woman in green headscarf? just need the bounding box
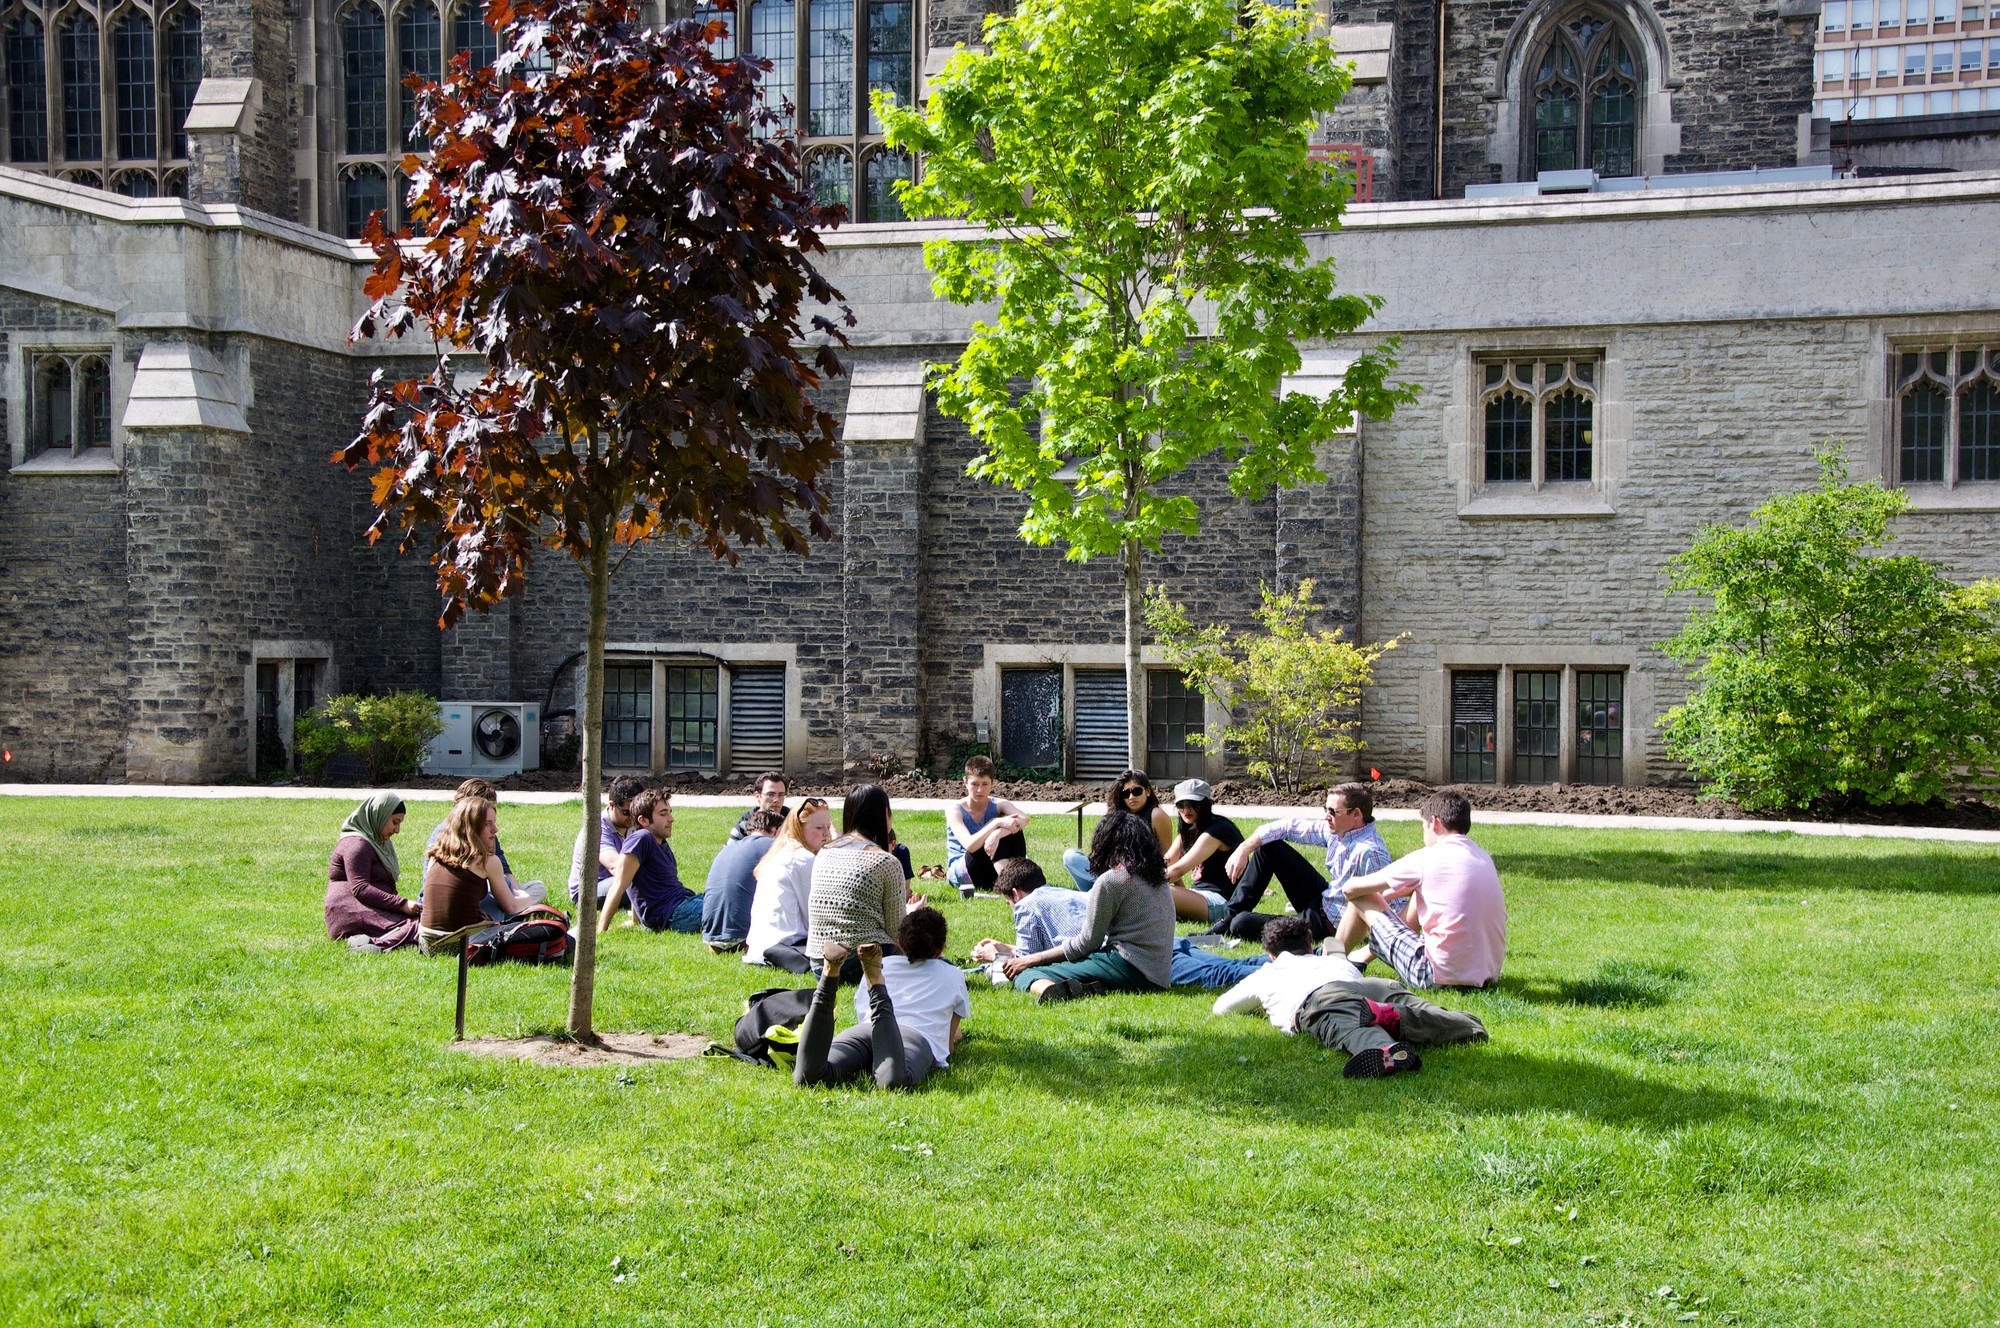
[326,792,420,950]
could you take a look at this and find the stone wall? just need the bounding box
[195,0,300,219]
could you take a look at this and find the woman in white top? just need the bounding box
[742,796,832,973]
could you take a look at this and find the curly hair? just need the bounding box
[1087,809,1167,884]
[897,905,949,963]
[1260,914,1315,956]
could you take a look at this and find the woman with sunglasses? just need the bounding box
[1064,771,1219,923]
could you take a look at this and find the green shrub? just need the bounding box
[1660,449,2000,811]
[295,692,444,783]
[1145,578,1402,791]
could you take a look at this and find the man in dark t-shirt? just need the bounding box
[726,771,788,843]
[599,789,703,935]
[701,808,783,952]
[569,774,646,905]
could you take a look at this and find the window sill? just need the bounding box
[1458,485,1614,520]
[1900,482,2000,513]
[10,448,121,476]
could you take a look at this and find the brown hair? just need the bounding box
[630,789,671,824]
[1330,782,1374,822]
[964,754,995,779]
[1420,790,1472,835]
[431,797,495,872]
[994,857,1047,895]
[454,777,499,803]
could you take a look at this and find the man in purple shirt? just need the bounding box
[1207,781,1392,942]
[597,789,704,935]
[568,774,646,906]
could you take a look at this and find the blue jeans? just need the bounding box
[1168,937,1267,988]
[1062,848,1095,892]
[636,893,705,934]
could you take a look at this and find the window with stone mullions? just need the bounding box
[1529,10,1639,178]
[727,0,915,222]
[1512,670,1561,783]
[1896,345,2000,486]
[1480,356,1597,486]
[27,350,114,459]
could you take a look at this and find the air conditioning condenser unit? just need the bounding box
[422,701,541,777]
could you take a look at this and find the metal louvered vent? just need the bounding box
[1450,670,1498,784]
[1070,670,1130,783]
[728,665,787,773]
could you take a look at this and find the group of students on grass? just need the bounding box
[323,755,1506,1085]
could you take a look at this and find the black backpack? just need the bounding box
[732,987,816,1065]
[465,909,573,967]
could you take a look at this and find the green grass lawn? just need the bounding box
[2,797,1996,1327]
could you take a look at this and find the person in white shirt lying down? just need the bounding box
[1211,916,1490,1079]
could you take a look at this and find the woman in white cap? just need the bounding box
[1163,778,1246,927]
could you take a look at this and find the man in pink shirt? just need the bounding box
[1333,791,1506,990]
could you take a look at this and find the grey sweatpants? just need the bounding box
[1295,976,1489,1057]
[794,967,937,1090]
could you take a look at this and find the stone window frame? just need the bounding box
[245,641,336,777]
[1883,334,2000,511]
[7,330,128,474]
[973,643,1227,783]
[1452,337,1625,520]
[1424,650,1645,787]
[595,641,803,775]
[1485,0,1684,184]
[0,0,200,196]
[1521,7,1644,178]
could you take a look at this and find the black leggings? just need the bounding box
[793,965,936,1089]
[1218,840,1336,940]
[963,831,1029,892]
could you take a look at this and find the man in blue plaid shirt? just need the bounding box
[1205,782,1392,942]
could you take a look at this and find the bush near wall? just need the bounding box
[295,693,444,783]
[1660,451,2000,812]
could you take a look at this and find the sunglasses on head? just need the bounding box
[797,796,829,811]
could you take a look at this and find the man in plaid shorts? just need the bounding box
[1333,790,1506,990]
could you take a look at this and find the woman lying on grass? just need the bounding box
[795,906,969,1090]
[325,792,419,952]
[1002,809,1177,1004]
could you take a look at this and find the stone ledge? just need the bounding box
[1899,482,2000,513]
[1457,487,1616,520]
[9,447,122,476]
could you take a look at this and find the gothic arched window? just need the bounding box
[342,161,387,239]
[4,12,48,163]
[1527,10,1640,178]
[60,10,102,162]
[165,7,198,155]
[342,3,387,155]
[398,0,439,148]
[113,12,156,160]
[449,0,494,70]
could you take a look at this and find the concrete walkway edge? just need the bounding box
[4,784,1998,844]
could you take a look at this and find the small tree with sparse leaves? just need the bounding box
[340,0,851,1041]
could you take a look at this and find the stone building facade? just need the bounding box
[1,0,1997,787]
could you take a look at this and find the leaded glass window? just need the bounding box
[862,146,909,221]
[4,13,46,163]
[343,3,387,155]
[1575,671,1624,785]
[451,0,496,70]
[1896,344,2000,487]
[1525,9,1642,178]
[724,0,918,202]
[696,2,735,58]
[165,9,199,157]
[1479,356,1598,488]
[342,163,387,238]
[113,13,154,160]
[1513,671,1562,783]
[1001,668,1063,772]
[61,12,100,162]
[28,351,113,457]
[399,0,440,149]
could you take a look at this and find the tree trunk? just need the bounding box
[565,526,612,1044]
[1123,534,1145,771]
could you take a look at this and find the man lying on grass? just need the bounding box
[1212,916,1489,1078]
[1335,790,1507,992]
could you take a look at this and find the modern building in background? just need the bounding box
[1,0,1997,788]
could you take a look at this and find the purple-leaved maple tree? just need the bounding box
[340,0,852,1041]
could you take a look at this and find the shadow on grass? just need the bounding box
[948,1007,1794,1135]
[1499,847,2000,897]
[1502,960,1694,1009]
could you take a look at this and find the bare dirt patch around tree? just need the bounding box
[454,1031,708,1067]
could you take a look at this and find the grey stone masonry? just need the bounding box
[841,432,925,775]
[441,604,516,701]
[191,0,299,220]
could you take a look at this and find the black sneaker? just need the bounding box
[1342,1041,1423,1079]
[1036,978,1109,1005]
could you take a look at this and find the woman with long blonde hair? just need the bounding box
[421,797,542,934]
[744,796,833,972]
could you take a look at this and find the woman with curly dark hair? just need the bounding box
[1001,809,1177,1004]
